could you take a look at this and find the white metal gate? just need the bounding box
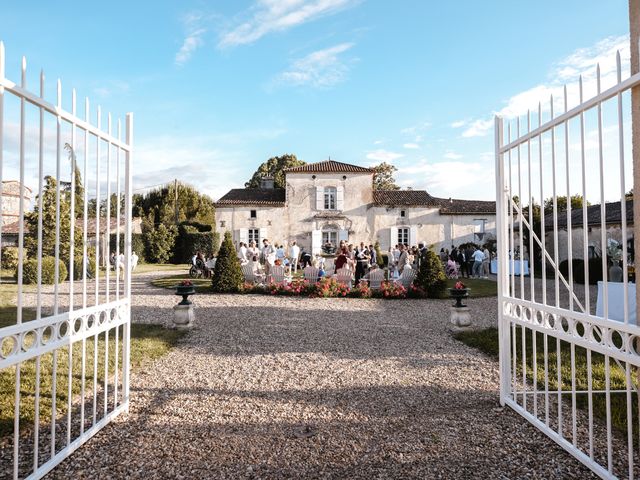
[0,42,133,479]
[496,42,640,478]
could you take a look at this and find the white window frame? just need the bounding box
[248,228,260,245]
[398,227,409,246]
[322,230,338,246]
[324,186,337,210]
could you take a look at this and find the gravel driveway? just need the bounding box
[51,271,596,479]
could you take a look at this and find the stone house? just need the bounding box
[215,160,497,255]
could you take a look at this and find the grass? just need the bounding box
[132,263,185,274]
[454,327,636,440]
[151,274,211,293]
[0,323,187,436]
[446,277,497,297]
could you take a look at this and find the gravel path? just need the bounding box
[48,271,598,479]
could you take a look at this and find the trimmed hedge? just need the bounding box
[559,258,603,285]
[20,256,68,285]
[1,247,19,271]
[173,229,216,264]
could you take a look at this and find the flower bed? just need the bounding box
[237,278,427,299]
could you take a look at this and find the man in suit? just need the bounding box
[355,242,369,282]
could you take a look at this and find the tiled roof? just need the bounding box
[215,188,286,207]
[373,190,496,214]
[284,160,373,174]
[436,197,497,215]
[543,199,633,229]
[373,190,440,207]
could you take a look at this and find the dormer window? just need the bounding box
[324,187,337,210]
[400,209,406,218]
[250,209,257,219]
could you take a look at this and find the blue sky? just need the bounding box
[0,0,632,201]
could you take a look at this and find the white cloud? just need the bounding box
[461,118,494,138]
[462,35,630,138]
[373,139,384,145]
[366,149,404,162]
[176,28,206,65]
[443,151,462,160]
[403,143,419,149]
[397,160,495,200]
[219,0,361,48]
[274,43,356,88]
[93,80,130,98]
[451,120,466,128]
[401,122,431,136]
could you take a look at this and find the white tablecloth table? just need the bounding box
[595,281,636,325]
[490,259,529,276]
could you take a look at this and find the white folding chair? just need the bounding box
[303,266,319,283]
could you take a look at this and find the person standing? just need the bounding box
[261,239,275,274]
[465,244,475,278]
[472,247,485,278]
[397,244,409,274]
[457,248,467,278]
[368,244,377,267]
[355,242,368,282]
[289,241,300,273]
[482,246,491,278]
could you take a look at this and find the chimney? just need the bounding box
[260,176,275,189]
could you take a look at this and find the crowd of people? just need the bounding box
[440,244,492,279]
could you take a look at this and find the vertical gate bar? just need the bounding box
[550,95,563,436]
[617,52,630,325]
[544,330,549,426]
[570,341,577,446]
[527,111,534,303]
[14,363,20,480]
[495,116,510,406]
[538,103,547,305]
[114,120,121,408]
[37,71,45,319]
[597,65,608,322]
[80,98,89,436]
[17,57,26,325]
[67,89,77,448]
[95,106,101,307]
[51,349,57,457]
[517,118,527,412]
[605,354,613,474]
[564,85,573,313]
[54,79,61,315]
[626,361,634,479]
[527,112,537,417]
[587,348,594,459]
[550,95,560,309]
[579,76,590,311]
[517,118,524,302]
[104,115,112,417]
[94,107,100,423]
[34,355,40,471]
[123,113,133,407]
[508,124,515,300]
[512,319,517,403]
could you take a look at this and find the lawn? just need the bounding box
[446,277,497,297]
[0,323,187,436]
[454,327,635,440]
[151,273,211,293]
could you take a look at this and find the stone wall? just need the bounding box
[1,181,32,226]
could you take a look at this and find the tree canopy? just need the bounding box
[543,195,589,215]
[245,154,305,189]
[372,162,400,190]
[132,181,216,231]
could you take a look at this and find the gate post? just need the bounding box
[630,0,640,328]
[495,116,510,406]
[123,112,133,409]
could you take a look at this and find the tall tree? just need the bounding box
[372,162,400,190]
[543,195,589,215]
[245,154,305,189]
[135,182,216,230]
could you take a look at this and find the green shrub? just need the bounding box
[110,233,147,263]
[144,225,177,263]
[172,229,215,264]
[20,256,68,284]
[211,231,243,293]
[559,258,603,285]
[1,247,19,271]
[71,247,96,279]
[415,248,447,298]
[212,231,221,255]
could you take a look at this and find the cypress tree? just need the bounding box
[415,248,447,298]
[211,231,243,293]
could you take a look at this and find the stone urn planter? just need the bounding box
[173,281,196,329]
[449,282,471,329]
[448,287,469,308]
